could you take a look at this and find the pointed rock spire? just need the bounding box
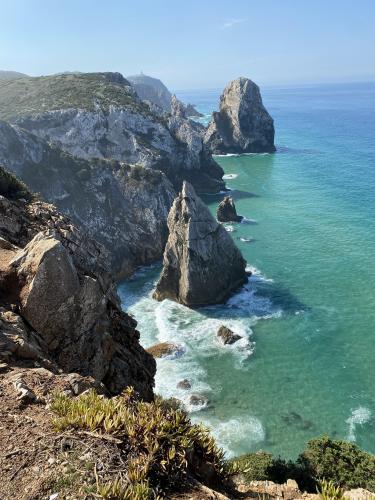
[153,182,247,306]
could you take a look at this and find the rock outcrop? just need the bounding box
[153,182,247,306]
[0,120,175,278]
[217,325,242,345]
[217,196,243,222]
[0,72,223,193]
[204,77,275,154]
[0,169,155,399]
[127,73,203,117]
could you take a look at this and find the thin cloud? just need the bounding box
[221,18,247,29]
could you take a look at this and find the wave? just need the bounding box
[346,406,371,442]
[193,415,265,458]
[120,262,280,453]
[223,173,238,180]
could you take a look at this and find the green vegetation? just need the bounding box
[51,388,227,498]
[0,72,155,120]
[317,479,344,500]
[0,165,32,201]
[230,436,375,493]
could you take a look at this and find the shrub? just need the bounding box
[0,165,32,201]
[298,436,375,492]
[230,436,375,493]
[50,388,227,497]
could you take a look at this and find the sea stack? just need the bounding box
[153,182,247,306]
[217,196,243,222]
[204,77,276,154]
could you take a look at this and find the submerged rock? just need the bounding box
[217,196,243,222]
[188,394,209,407]
[177,379,192,390]
[153,181,247,306]
[217,325,242,345]
[204,77,275,154]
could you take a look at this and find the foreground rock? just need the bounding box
[204,77,275,154]
[153,182,247,306]
[217,196,243,222]
[0,170,155,398]
[217,325,242,345]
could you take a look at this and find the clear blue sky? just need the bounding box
[1,0,374,89]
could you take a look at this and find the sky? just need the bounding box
[0,0,374,90]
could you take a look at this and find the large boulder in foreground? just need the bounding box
[0,176,155,399]
[204,77,275,154]
[153,182,247,306]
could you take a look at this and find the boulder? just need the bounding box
[153,182,247,306]
[146,342,184,359]
[204,77,275,154]
[217,196,242,222]
[217,325,242,345]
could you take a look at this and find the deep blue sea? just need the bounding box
[119,82,375,459]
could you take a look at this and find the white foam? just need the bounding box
[245,265,274,283]
[223,173,238,180]
[346,406,371,441]
[241,217,257,224]
[192,415,265,458]
[240,237,252,242]
[120,262,280,454]
[224,225,235,232]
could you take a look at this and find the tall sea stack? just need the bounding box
[153,182,247,306]
[204,77,275,154]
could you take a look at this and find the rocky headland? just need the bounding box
[0,72,223,193]
[153,181,248,306]
[0,72,226,277]
[204,77,276,154]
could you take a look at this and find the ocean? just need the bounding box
[118,82,375,460]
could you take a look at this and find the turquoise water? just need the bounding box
[119,82,375,460]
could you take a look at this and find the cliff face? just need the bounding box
[0,120,175,278]
[153,182,248,306]
[204,77,275,154]
[0,169,156,398]
[0,72,223,193]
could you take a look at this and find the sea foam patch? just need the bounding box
[223,173,238,180]
[192,415,265,458]
[346,406,371,442]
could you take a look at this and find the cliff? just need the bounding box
[204,77,275,154]
[154,182,248,306]
[0,72,222,193]
[0,166,156,398]
[0,120,175,278]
